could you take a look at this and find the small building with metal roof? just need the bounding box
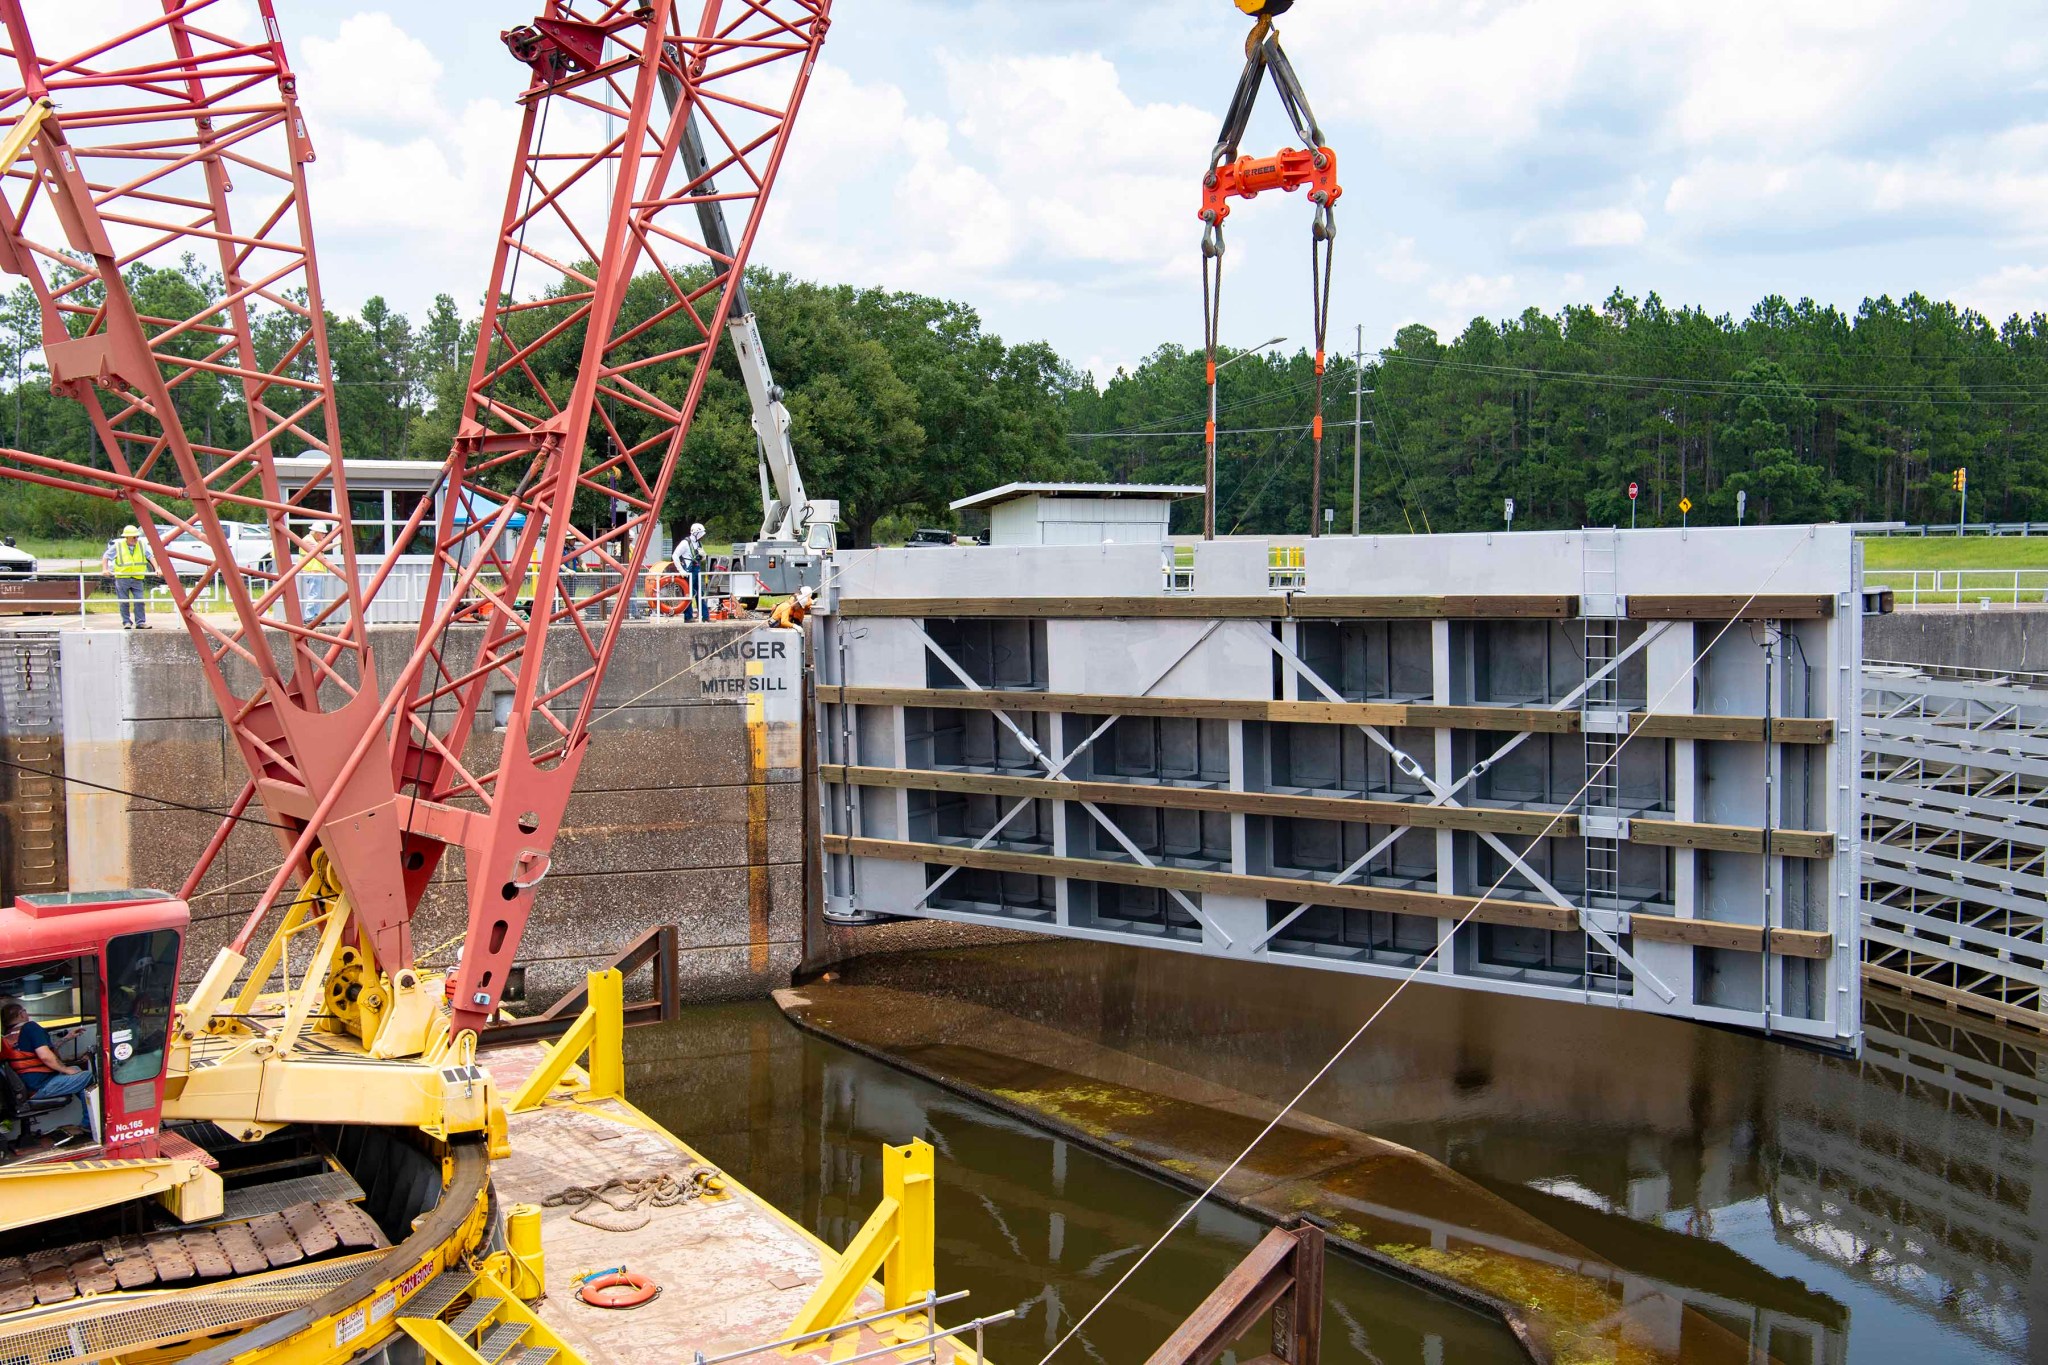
[950,481,1200,547]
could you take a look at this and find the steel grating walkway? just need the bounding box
[1861,661,2048,1029]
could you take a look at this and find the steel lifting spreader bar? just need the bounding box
[1201,26,1338,235]
[1199,8,1341,538]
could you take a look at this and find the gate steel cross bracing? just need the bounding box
[0,0,832,1037]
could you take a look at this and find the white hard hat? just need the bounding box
[690,522,706,539]
[796,586,815,605]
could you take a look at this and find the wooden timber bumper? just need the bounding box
[817,685,1836,747]
[824,834,1836,960]
[836,594,1837,621]
[820,764,1835,859]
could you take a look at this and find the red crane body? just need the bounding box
[0,0,831,1039]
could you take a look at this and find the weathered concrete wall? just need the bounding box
[1865,605,2048,673]
[60,619,804,1009]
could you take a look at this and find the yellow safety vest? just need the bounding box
[111,539,148,579]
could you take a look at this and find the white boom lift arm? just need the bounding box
[662,64,835,589]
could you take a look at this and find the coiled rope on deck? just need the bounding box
[542,1167,718,1232]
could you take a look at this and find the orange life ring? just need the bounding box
[576,1269,660,1309]
[647,571,692,617]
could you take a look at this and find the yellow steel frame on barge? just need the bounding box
[0,971,981,1365]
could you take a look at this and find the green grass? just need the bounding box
[1860,536,2048,570]
[14,535,107,561]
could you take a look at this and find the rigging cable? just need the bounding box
[0,754,291,828]
[1197,12,1340,538]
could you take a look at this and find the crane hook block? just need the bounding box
[1200,146,1341,227]
[1233,0,1296,15]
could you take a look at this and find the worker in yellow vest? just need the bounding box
[102,524,150,629]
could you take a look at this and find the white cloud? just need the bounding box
[19,0,256,65]
[299,13,445,126]
[293,21,523,315]
[1288,1,2040,172]
[1287,1,1606,165]
[1373,237,1430,285]
[1429,273,1518,316]
[1511,208,1647,253]
[1953,264,2048,326]
[758,51,1212,305]
[754,62,1014,296]
[1664,124,2048,241]
[946,52,1211,276]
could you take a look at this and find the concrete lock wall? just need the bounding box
[57,619,805,1010]
[1865,604,2048,673]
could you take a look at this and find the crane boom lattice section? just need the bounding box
[402,0,830,1032]
[0,0,407,949]
[0,0,833,1039]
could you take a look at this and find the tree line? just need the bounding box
[1078,290,2048,535]
[1,260,2042,544]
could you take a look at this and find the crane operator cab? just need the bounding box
[0,890,185,1166]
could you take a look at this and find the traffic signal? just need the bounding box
[1954,468,1968,491]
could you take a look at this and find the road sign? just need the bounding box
[1679,496,1692,514]
[1628,482,1639,500]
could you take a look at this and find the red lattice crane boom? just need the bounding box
[0,0,831,1041]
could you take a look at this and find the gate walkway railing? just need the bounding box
[1863,568,2048,607]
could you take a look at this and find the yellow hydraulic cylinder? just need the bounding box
[507,1203,546,1300]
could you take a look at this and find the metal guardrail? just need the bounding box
[0,570,734,625]
[1866,657,2048,689]
[1862,522,2048,537]
[1863,568,2048,606]
[478,924,680,1047]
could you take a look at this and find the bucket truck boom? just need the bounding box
[663,65,836,598]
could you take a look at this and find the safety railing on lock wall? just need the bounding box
[1862,568,2048,608]
[0,568,748,627]
[1862,522,2048,537]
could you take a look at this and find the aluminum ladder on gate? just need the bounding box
[1578,529,1625,996]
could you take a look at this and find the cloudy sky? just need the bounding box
[210,2,2048,382]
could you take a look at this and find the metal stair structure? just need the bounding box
[398,1265,576,1365]
[1579,529,1627,995]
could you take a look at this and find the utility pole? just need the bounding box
[1351,323,1366,535]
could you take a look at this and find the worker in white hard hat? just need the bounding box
[103,524,150,630]
[770,584,813,631]
[671,521,707,622]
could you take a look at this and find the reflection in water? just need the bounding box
[831,944,2047,1364]
[625,1004,1524,1365]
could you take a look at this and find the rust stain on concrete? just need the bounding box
[745,661,771,973]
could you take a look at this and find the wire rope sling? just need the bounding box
[1200,0,1342,537]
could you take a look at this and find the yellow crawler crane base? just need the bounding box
[0,1140,493,1365]
[166,854,499,1145]
[0,1155,222,1234]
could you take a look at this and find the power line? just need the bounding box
[1378,352,2048,402]
[0,754,291,828]
[1070,421,1328,440]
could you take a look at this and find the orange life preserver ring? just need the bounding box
[647,571,692,617]
[576,1269,659,1309]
